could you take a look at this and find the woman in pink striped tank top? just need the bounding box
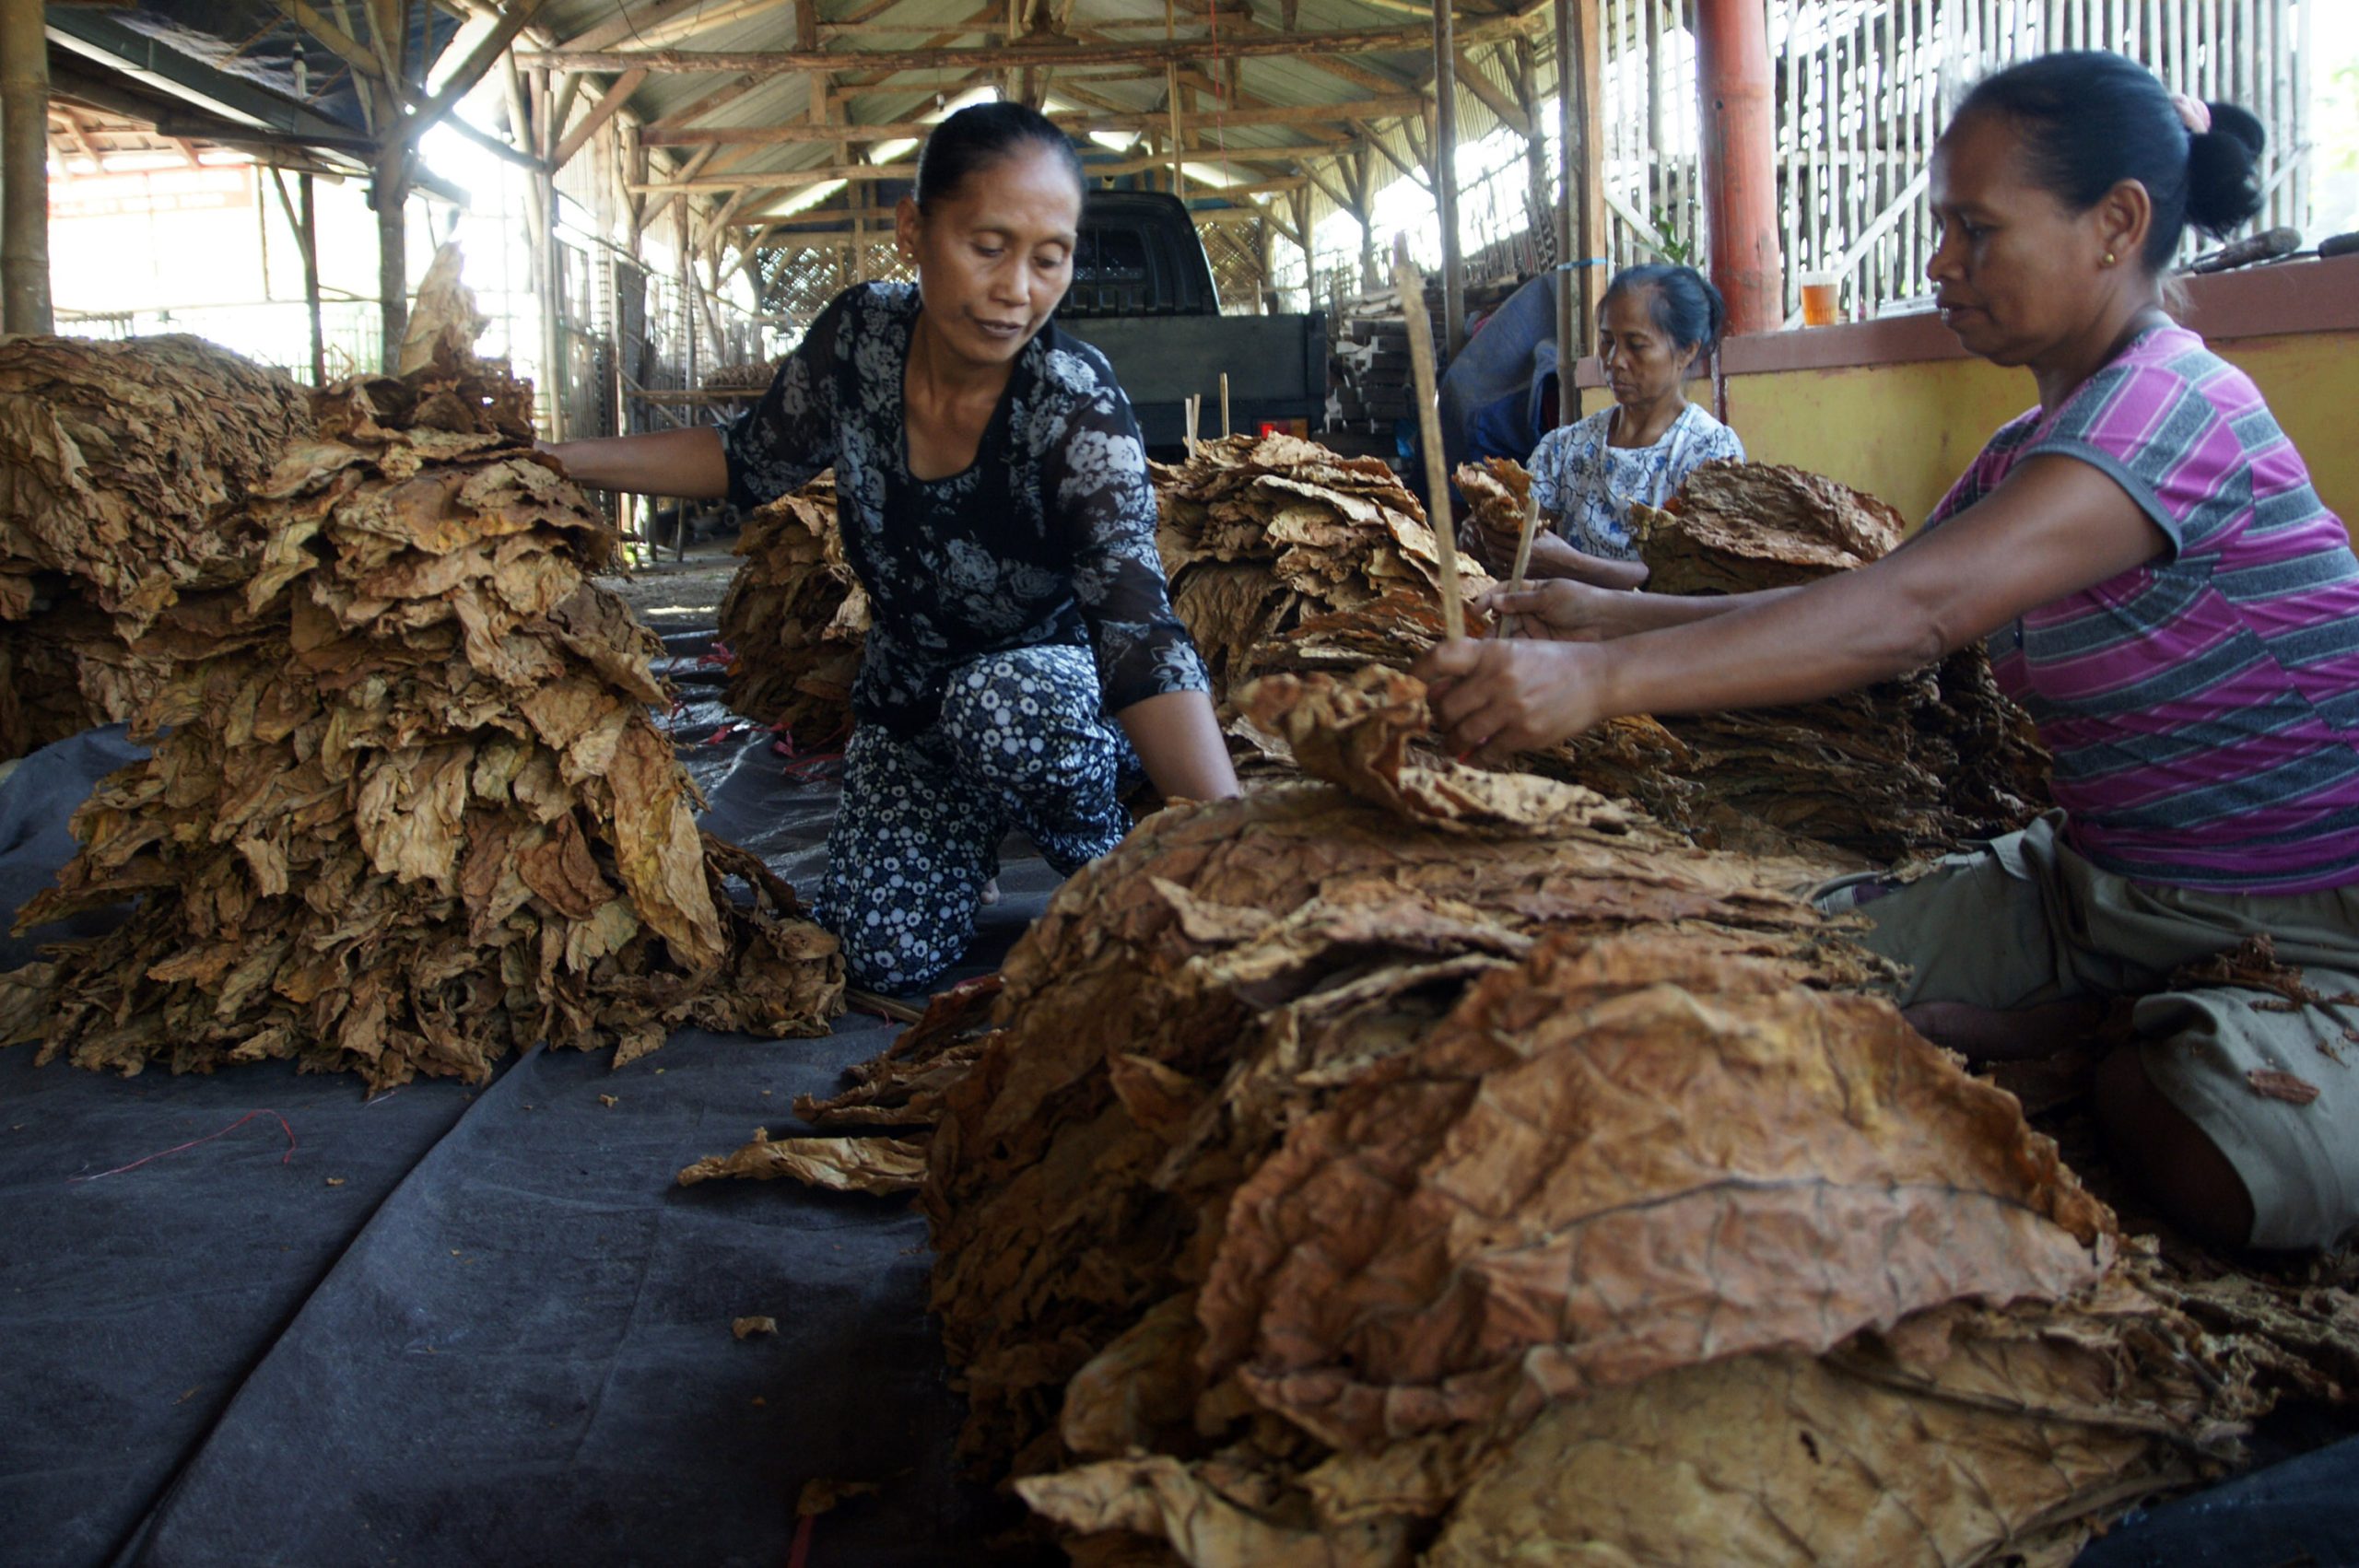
[1419,53,2359,1253]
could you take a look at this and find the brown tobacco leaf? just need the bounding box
[1196,932,2111,1451]
[1150,436,1492,704]
[1420,1301,2221,1568]
[0,334,313,755]
[716,474,863,746]
[754,670,2327,1565]
[2247,1070,2322,1105]
[1158,447,2045,864]
[676,1128,928,1195]
[1017,1457,1412,1568]
[916,782,1896,1473]
[1631,459,1907,594]
[1238,666,1630,837]
[0,306,841,1087]
[1449,455,1532,577]
[796,974,1003,1130]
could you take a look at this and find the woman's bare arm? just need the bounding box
[1425,453,2167,757]
[1116,689,1241,803]
[540,427,731,500]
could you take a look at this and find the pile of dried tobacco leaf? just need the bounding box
[0,326,841,1087]
[0,334,314,756]
[1150,432,1489,701]
[716,474,863,745]
[696,664,2343,1565]
[1443,455,2052,865]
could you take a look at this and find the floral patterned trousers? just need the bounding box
[815,644,1140,992]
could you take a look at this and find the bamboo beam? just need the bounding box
[2,0,52,333]
[516,17,1536,75]
[372,136,410,369]
[405,0,550,143]
[274,0,398,84]
[269,168,327,384]
[1434,0,1465,358]
[1453,47,1530,138]
[1358,121,1426,188]
[632,142,1334,193]
[1552,0,1575,428]
[552,67,645,167]
[1570,0,1602,345]
[646,95,1422,146]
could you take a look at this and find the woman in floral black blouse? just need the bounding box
[546,102,1239,990]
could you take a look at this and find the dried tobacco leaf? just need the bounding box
[715,474,863,745]
[1631,459,1907,594]
[0,333,314,755]
[677,1128,928,1195]
[714,665,2343,1566]
[1237,666,1631,837]
[1196,932,2111,1451]
[0,300,841,1087]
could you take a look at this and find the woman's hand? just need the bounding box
[1477,579,1646,641]
[1414,636,1613,761]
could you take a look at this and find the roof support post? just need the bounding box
[1695,0,1780,335]
[1431,0,1464,358]
[2,0,53,333]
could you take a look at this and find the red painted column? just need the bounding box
[1695,0,1781,336]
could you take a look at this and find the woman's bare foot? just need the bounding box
[979,876,1001,907]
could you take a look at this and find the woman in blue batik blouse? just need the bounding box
[1474,264,1744,591]
[545,102,1238,992]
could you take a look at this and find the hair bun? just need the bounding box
[2202,101,2267,157]
[2186,102,2266,239]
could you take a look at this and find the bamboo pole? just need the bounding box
[515,17,1539,74]
[1218,371,1229,438]
[1434,0,1464,358]
[645,97,1425,144]
[372,137,410,370]
[1551,0,1576,429]
[1393,235,1463,643]
[2,0,53,334]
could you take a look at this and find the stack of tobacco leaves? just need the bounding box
[1151,433,1494,704]
[0,334,315,756]
[1620,461,2053,864]
[1630,456,1908,593]
[1429,455,2052,865]
[0,333,843,1088]
[706,664,2342,1565]
[715,474,863,745]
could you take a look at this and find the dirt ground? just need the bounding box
[594,535,742,638]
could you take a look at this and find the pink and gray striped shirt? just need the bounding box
[1926,323,2359,894]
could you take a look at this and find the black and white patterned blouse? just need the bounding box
[722,282,1210,737]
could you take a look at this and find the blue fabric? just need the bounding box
[1436,272,1567,475]
[0,715,1040,1567]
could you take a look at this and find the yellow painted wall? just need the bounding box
[1582,330,2359,531]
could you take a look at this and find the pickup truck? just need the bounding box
[1058,190,1327,453]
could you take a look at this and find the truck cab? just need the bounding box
[1057,190,1325,452]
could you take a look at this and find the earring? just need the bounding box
[2102,251,2117,266]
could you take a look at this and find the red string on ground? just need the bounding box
[67,1109,298,1183]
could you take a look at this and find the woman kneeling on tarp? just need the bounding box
[1421,52,2359,1253]
[545,104,1238,992]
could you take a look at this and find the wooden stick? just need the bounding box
[1218,372,1230,439]
[1392,234,1464,641]
[1183,393,1199,459]
[1510,485,1541,587]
